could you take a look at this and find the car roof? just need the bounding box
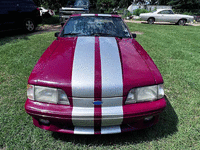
[71,14,120,17]
[156,9,172,12]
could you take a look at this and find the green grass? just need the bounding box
[0,24,200,149]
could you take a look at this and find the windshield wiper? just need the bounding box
[90,33,127,39]
[90,33,113,36]
[63,33,81,36]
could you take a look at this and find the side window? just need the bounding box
[166,10,171,14]
[168,10,174,14]
[159,10,173,14]
[158,11,164,14]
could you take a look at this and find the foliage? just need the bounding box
[33,0,75,10]
[182,11,195,16]
[133,8,150,16]
[168,0,200,9]
[33,0,200,15]
[158,0,171,5]
[41,15,60,24]
[33,0,134,11]
[124,11,132,17]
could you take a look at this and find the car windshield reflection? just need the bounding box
[61,16,131,38]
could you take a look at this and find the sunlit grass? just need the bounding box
[0,23,200,149]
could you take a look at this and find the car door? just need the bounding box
[166,10,177,23]
[156,10,169,22]
[0,1,7,30]
[0,0,19,30]
[157,10,176,22]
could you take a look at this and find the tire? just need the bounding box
[148,18,155,24]
[178,19,186,26]
[23,19,36,32]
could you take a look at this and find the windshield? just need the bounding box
[61,16,131,38]
[74,0,89,7]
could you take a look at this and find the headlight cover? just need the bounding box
[27,84,70,105]
[125,84,164,104]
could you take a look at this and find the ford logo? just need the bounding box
[93,101,103,105]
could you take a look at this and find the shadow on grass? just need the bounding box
[0,16,60,46]
[52,96,178,145]
[0,26,60,46]
[0,30,30,46]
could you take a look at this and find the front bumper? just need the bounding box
[25,98,166,134]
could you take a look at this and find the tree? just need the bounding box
[168,0,200,9]
[96,0,133,11]
[33,0,72,9]
[150,0,158,4]
[158,0,171,5]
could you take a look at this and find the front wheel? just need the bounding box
[178,19,186,26]
[147,18,155,24]
[23,19,36,32]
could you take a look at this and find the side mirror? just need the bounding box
[61,22,65,27]
[132,33,136,38]
[55,32,60,37]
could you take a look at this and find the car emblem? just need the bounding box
[93,101,103,105]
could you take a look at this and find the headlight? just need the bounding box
[27,84,70,105]
[125,84,164,104]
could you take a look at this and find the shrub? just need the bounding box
[125,11,132,17]
[133,9,150,16]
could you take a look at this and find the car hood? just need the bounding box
[28,37,163,97]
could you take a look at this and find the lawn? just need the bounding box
[0,23,200,149]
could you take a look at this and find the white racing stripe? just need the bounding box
[99,37,123,97]
[99,37,123,129]
[101,97,123,126]
[72,37,123,133]
[72,37,95,97]
[101,126,121,134]
[72,37,95,127]
[74,127,94,134]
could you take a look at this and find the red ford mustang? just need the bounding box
[25,14,166,134]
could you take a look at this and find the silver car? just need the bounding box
[140,9,194,25]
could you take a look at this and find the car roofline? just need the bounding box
[156,9,173,12]
[71,14,120,17]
